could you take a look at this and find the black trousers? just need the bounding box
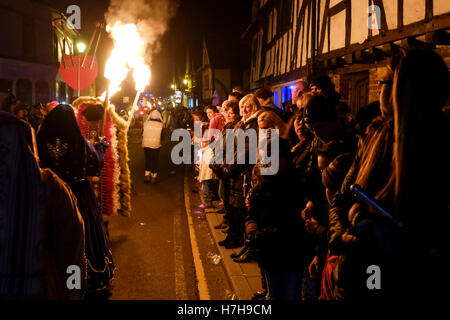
[228,206,245,242]
[144,147,160,174]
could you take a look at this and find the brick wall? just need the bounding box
[368,66,379,104]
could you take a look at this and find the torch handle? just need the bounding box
[101,87,109,137]
[57,34,67,69]
[127,92,141,130]
[350,184,404,228]
[90,26,103,70]
[81,26,98,68]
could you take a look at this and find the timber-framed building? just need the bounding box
[243,0,450,113]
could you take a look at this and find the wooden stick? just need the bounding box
[90,26,103,70]
[81,24,98,67]
[126,91,141,130]
[61,27,76,67]
[57,33,67,69]
[101,85,110,137]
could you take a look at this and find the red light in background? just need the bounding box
[139,111,144,116]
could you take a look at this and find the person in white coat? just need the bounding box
[142,106,164,183]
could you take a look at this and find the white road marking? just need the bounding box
[183,166,211,300]
[173,213,188,299]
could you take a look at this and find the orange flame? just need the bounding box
[103,22,151,97]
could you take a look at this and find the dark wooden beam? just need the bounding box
[345,0,351,47]
[425,0,433,21]
[311,0,317,75]
[318,0,330,54]
[425,30,450,45]
[354,50,375,63]
[378,43,399,55]
[330,57,346,67]
[367,46,387,59]
[372,0,388,32]
[344,53,353,64]
[292,0,310,71]
[316,13,450,62]
[398,0,404,28]
[329,1,346,16]
[400,36,436,50]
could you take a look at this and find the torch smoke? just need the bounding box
[105,0,179,66]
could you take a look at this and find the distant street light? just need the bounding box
[171,84,176,89]
[77,42,86,53]
[76,42,86,97]
[183,79,188,85]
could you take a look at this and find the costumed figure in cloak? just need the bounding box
[36,105,115,298]
[0,111,86,299]
[72,97,131,218]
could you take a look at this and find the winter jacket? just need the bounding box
[227,111,262,208]
[328,117,393,255]
[246,137,312,270]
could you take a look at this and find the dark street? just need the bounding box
[108,129,233,300]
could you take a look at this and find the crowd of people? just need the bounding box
[0,48,448,300]
[192,49,449,300]
[0,97,115,299]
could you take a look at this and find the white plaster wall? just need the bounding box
[330,10,346,51]
[434,0,450,15]
[404,0,426,25]
[351,0,368,44]
[384,0,398,29]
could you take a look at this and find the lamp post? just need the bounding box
[76,42,86,97]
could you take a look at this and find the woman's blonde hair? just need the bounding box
[239,93,260,115]
[257,111,288,139]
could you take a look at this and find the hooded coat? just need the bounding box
[0,111,86,299]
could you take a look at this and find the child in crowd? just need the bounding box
[198,137,218,209]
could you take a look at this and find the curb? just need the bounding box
[205,213,262,300]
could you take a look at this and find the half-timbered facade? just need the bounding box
[244,0,450,113]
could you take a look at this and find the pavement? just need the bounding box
[186,171,263,300]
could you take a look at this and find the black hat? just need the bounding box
[304,94,338,124]
[310,75,335,94]
[82,104,104,121]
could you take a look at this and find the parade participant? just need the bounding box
[46,101,59,114]
[142,105,164,183]
[72,96,132,217]
[13,104,29,121]
[37,104,115,299]
[0,111,86,299]
[27,103,47,132]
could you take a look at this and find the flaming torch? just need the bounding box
[102,22,151,132]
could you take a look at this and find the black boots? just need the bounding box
[233,247,257,263]
[230,243,248,259]
[218,236,244,249]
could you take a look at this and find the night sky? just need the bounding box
[42,0,252,97]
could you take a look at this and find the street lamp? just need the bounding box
[76,42,86,97]
[77,42,86,53]
[171,84,176,89]
[183,79,188,85]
